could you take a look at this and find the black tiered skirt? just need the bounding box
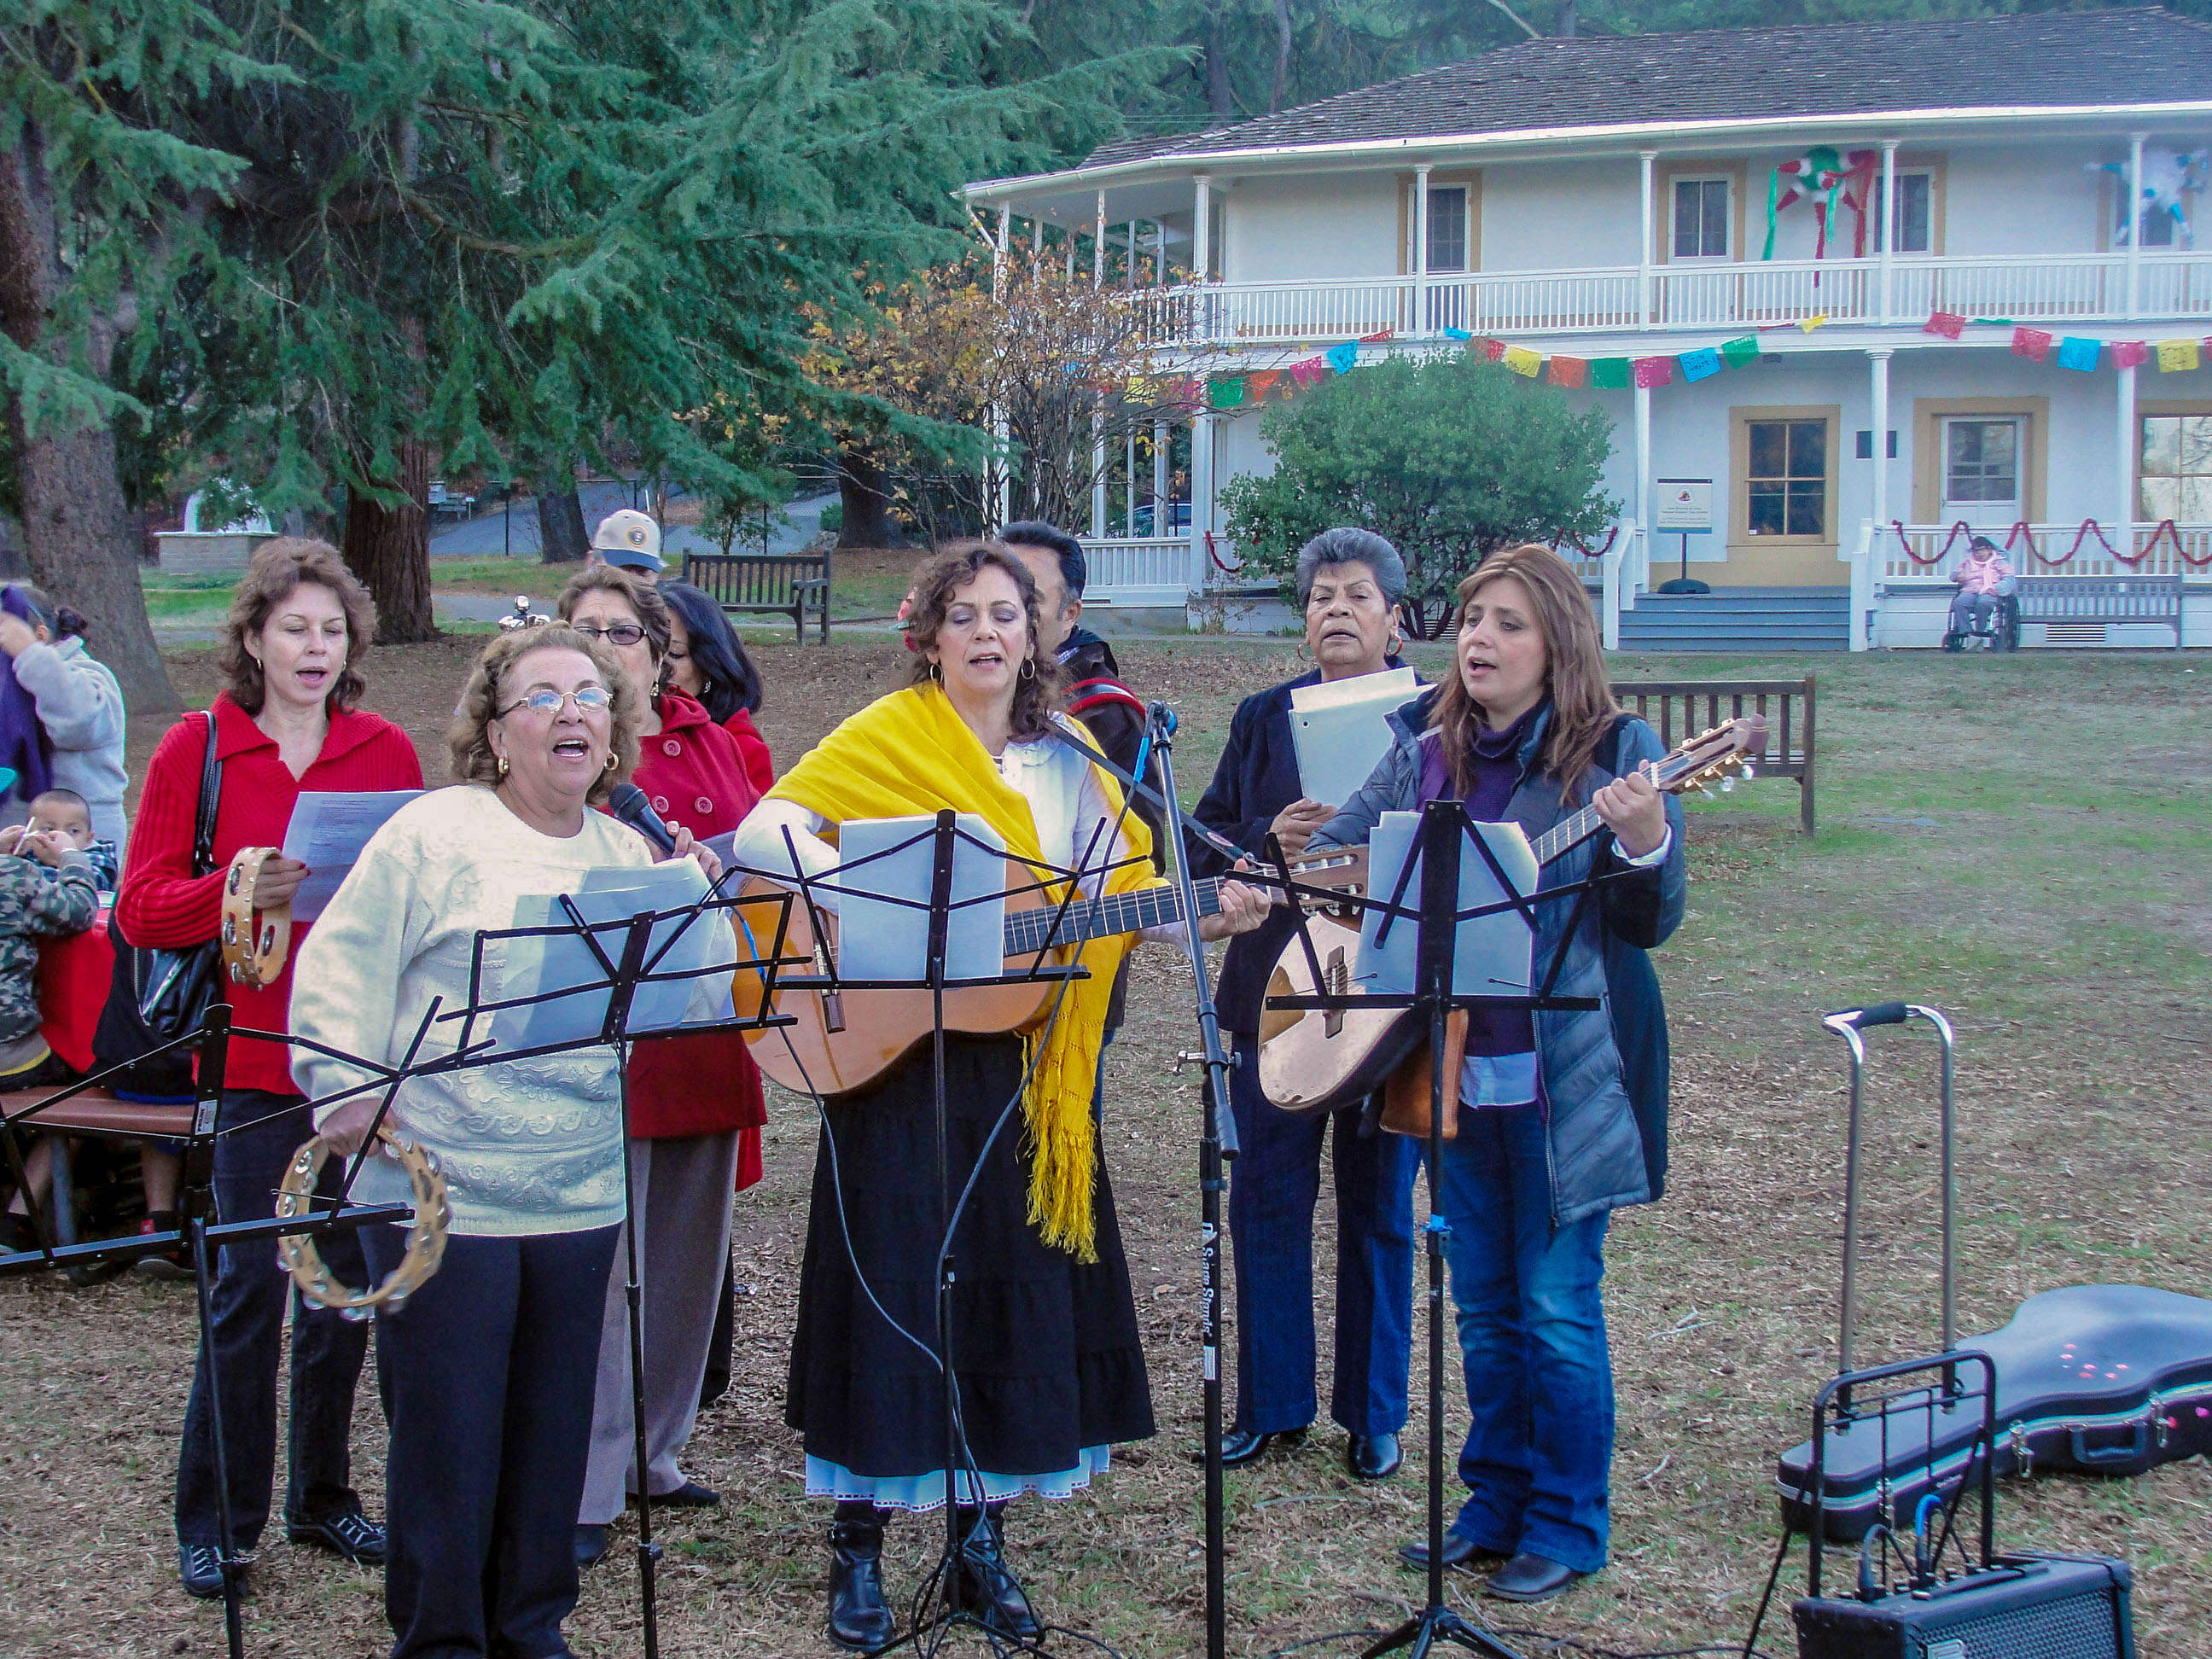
[785,1034,1154,1507]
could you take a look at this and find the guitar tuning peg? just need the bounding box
[1720,777,1736,793]
[1742,764,1756,780]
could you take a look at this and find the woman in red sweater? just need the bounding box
[556,566,766,1563]
[657,579,773,796]
[118,538,423,1598]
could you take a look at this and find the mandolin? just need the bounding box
[1255,715,1767,1119]
[732,845,1371,1098]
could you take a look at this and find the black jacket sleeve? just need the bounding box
[1189,696,1271,878]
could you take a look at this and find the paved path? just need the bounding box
[430,486,836,562]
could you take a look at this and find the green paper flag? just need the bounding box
[1590,358,1632,390]
[1209,375,1246,410]
[1720,335,1761,369]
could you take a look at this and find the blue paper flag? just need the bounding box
[1324,341,1359,373]
[2057,336,2103,372]
[1441,328,1474,341]
[1679,347,1722,382]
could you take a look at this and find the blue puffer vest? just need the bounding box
[1307,690,1685,1228]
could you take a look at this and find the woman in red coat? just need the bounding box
[119,538,423,1598]
[657,579,772,795]
[557,566,766,1563]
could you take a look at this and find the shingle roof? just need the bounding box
[1093,8,2212,163]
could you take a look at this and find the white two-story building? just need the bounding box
[966,8,2212,648]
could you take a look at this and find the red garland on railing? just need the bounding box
[1892,519,1971,565]
[1549,526,1620,560]
[1203,529,1243,573]
[2035,519,2122,568]
[2137,519,2212,568]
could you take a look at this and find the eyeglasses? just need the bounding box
[498,685,614,718]
[570,623,648,647]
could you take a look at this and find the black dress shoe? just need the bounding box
[178,1541,232,1599]
[953,1508,1041,1642]
[1347,1432,1402,1480]
[1397,1531,1499,1573]
[649,1480,721,1508]
[1484,1551,1585,1603]
[827,1517,897,1651]
[286,1509,386,1566]
[575,1525,610,1569]
[1205,1424,1308,1468]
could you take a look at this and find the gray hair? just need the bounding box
[1294,528,1407,608]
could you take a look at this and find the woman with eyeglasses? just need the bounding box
[288,625,728,1658]
[552,566,769,1564]
[656,579,773,796]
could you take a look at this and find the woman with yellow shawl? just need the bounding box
[731,543,1265,1650]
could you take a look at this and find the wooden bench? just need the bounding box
[1611,676,1818,837]
[2013,574,2182,648]
[683,550,832,643]
[1,1089,198,1253]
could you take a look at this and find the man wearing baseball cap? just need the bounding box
[589,509,666,579]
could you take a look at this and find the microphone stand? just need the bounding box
[1144,701,1238,1659]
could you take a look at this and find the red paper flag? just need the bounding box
[2110,341,2150,369]
[1481,338,1507,362]
[1924,312,1965,340]
[2011,327,2053,361]
[1359,329,1395,343]
[1633,355,1674,388]
[1289,358,1329,388]
[1548,356,1589,388]
[1245,370,1282,400]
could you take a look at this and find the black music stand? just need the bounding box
[743,807,1116,1656]
[0,1006,426,1659]
[1263,800,1628,1659]
[435,870,803,1659]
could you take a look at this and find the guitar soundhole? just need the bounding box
[1324,947,1346,1039]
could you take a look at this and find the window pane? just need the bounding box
[1895,175,1930,253]
[1749,421,1786,479]
[2141,204,2177,247]
[1701,181,1728,256]
[1946,420,2017,501]
[2141,475,2180,521]
[1674,178,1726,258]
[1748,482,1785,535]
[1785,483,1825,537]
[1427,187,1467,273]
[2178,476,2212,521]
[2178,413,2212,474]
[2140,415,2180,476]
[1673,180,1703,258]
[1787,420,1825,479]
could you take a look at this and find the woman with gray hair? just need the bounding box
[1189,526,1423,1481]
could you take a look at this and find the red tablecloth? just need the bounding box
[38,910,114,1074]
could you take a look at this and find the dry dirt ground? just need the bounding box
[3,637,2208,1659]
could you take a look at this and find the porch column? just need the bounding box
[1413,162,1432,336]
[1193,175,1213,281]
[1877,142,1898,323]
[1153,420,1171,525]
[993,203,1010,299]
[1091,400,1108,538]
[2127,132,2146,317]
[1633,381,1652,584]
[1868,348,1893,532]
[1190,414,1217,583]
[1126,219,1138,289]
[1638,150,1657,323]
[1153,218,1167,285]
[1093,189,1107,288]
[2118,358,2139,550]
[991,207,1012,527]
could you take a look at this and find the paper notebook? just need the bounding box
[1289,667,1417,807]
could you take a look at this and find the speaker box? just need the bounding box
[1793,1551,2134,1659]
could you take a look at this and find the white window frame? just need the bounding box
[1874,171,1935,254]
[1670,175,1733,262]
[1425,183,1470,274]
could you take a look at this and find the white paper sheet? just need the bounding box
[1357,811,1538,999]
[1289,667,1417,808]
[488,860,730,1051]
[281,790,424,920]
[832,815,1006,985]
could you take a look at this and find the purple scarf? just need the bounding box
[0,588,55,804]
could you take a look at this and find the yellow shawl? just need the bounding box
[769,684,1156,1260]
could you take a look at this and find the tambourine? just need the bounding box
[220,846,292,987]
[275,1126,451,1321]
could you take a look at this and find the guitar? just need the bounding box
[732,845,1371,1098]
[1254,714,1767,1119]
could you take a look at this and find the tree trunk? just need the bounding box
[536,479,589,563]
[1204,3,1236,119]
[0,120,179,711]
[835,450,907,549]
[1270,0,1293,114]
[341,442,436,643]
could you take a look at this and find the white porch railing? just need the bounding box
[1876,521,2212,581]
[1138,251,2212,346]
[1080,535,1208,606]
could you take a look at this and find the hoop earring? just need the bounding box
[604,754,619,771]
[1387,632,1405,655]
[496,756,509,777]
[1019,657,1037,682]
[928,661,943,683]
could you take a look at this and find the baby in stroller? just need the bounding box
[1944,535,2017,650]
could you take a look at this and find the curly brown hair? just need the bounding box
[218,538,379,715]
[556,564,672,673]
[1428,543,1621,806]
[447,626,642,806]
[904,540,1060,741]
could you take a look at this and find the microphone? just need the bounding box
[608,782,678,855]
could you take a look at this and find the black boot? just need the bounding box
[953,1504,1042,1643]
[827,1505,897,1652]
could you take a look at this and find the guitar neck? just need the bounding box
[1004,876,1225,956]
[1530,802,1606,866]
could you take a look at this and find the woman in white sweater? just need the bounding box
[0,589,127,852]
[288,625,726,1659]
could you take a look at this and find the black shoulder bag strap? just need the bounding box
[190,710,222,877]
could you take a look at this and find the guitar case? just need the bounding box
[1778,1284,2212,1541]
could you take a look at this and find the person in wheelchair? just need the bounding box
[1944,535,2017,650]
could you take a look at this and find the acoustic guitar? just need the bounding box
[1255,715,1767,1118]
[732,845,1371,1098]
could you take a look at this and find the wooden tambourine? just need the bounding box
[220,846,292,988]
[275,1126,451,1321]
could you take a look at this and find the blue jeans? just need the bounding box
[1228,1031,1417,1437]
[1423,1103,1613,1574]
[174,1091,371,1548]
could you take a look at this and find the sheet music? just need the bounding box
[490,860,728,1051]
[281,790,424,920]
[1357,812,1538,998]
[1289,667,1417,808]
[833,815,1006,984]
